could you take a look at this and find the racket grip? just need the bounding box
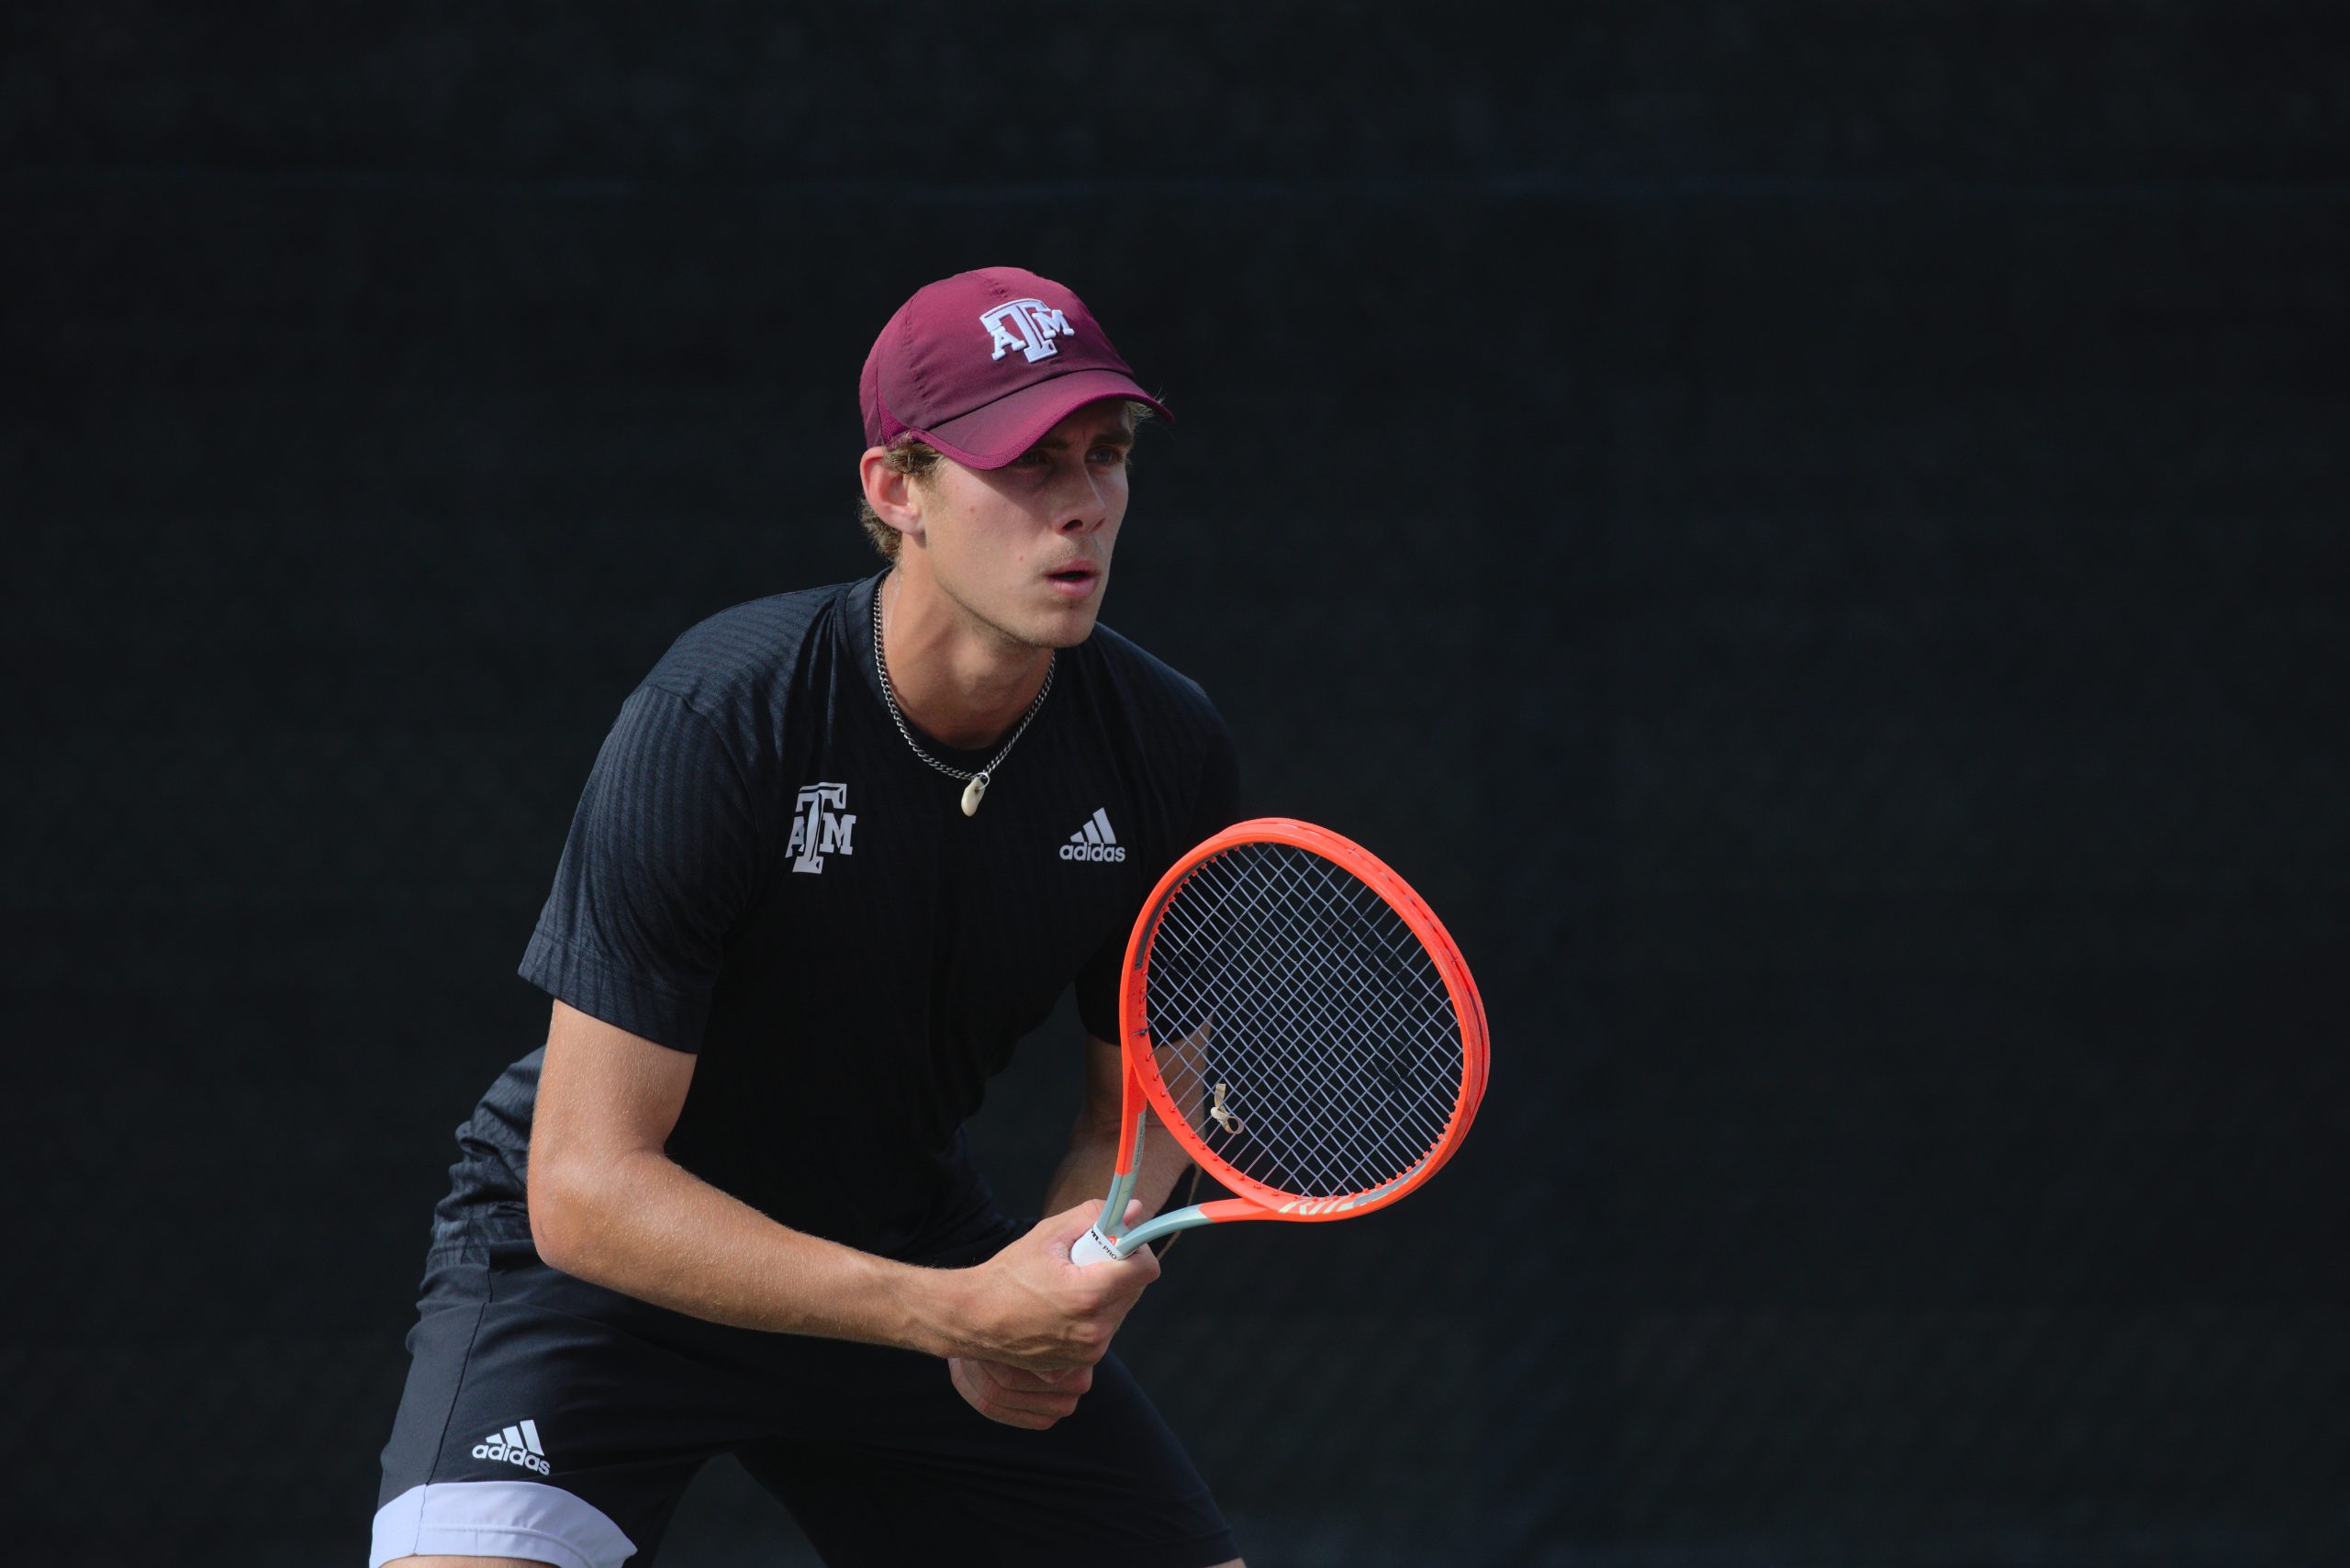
[1069,1225,1125,1266]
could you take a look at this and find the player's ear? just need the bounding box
[859,447,924,543]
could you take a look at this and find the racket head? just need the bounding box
[1119,817,1488,1225]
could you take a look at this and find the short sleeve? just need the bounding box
[1184,708,1241,845]
[1073,706,1240,1041]
[518,685,766,1052]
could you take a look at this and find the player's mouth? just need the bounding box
[1044,564,1100,599]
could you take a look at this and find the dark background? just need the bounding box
[6,5,2346,1564]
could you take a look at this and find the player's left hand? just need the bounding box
[948,1355,1093,1430]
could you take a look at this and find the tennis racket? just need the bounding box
[1069,817,1488,1264]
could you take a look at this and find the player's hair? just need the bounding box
[855,401,1155,562]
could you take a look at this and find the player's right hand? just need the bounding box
[947,1356,1092,1429]
[948,1201,1160,1376]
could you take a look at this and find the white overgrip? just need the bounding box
[1069,1224,1126,1266]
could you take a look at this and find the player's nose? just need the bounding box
[1055,478,1110,533]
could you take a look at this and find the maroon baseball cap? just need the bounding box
[859,266,1171,470]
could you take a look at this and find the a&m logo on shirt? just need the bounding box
[789,782,856,874]
[979,297,1072,364]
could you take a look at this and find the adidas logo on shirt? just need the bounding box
[1059,808,1126,863]
[472,1419,552,1475]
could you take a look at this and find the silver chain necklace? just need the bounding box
[872,577,1055,818]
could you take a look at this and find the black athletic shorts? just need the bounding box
[370,1237,1235,1568]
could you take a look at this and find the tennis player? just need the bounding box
[371,266,1244,1568]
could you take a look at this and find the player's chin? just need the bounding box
[1030,596,1105,648]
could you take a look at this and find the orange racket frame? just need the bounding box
[1070,818,1489,1263]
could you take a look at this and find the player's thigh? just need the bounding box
[737,1348,1237,1568]
[372,1242,757,1568]
[381,1557,558,1568]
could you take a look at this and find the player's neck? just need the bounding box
[878,569,1052,751]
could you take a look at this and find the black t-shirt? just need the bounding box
[432,571,1238,1264]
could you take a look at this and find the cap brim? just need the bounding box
[915,368,1172,470]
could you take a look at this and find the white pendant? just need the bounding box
[960,775,988,817]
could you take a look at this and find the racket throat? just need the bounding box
[1070,1117,1151,1265]
[1093,1148,1144,1243]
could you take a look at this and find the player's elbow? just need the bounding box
[1069,1100,1120,1147]
[525,1145,596,1273]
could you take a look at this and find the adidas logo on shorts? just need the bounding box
[473,1419,552,1475]
[1059,808,1125,863]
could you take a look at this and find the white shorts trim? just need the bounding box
[370,1480,638,1568]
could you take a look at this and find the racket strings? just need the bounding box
[1152,868,1457,1196]
[1142,842,1467,1200]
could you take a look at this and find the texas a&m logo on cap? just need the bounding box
[980,298,1073,364]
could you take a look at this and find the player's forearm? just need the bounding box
[529,1146,971,1359]
[1044,1106,1192,1221]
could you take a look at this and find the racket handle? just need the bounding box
[1069,1224,1125,1266]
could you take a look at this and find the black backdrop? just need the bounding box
[6,6,2346,1564]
